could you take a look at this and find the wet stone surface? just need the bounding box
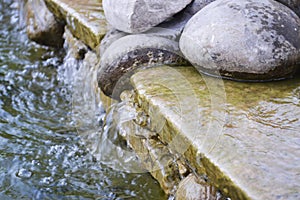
[180,0,300,81]
[276,0,300,17]
[45,0,107,49]
[25,0,64,47]
[102,0,192,33]
[97,34,188,99]
[130,66,300,200]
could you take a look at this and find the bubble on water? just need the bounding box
[16,168,32,178]
[40,177,54,185]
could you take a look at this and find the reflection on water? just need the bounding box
[0,1,165,199]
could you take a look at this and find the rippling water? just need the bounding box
[0,1,165,199]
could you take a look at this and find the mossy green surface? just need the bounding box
[130,66,300,200]
[45,0,107,49]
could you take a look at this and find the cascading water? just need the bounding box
[0,1,166,199]
[59,38,145,173]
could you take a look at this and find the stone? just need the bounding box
[44,0,107,49]
[100,0,215,45]
[97,0,218,99]
[175,174,220,200]
[102,0,193,33]
[276,0,300,17]
[130,65,300,199]
[97,34,189,99]
[180,0,300,81]
[99,28,128,57]
[25,0,64,48]
[143,0,216,41]
[63,28,88,60]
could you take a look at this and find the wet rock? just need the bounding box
[143,0,216,41]
[102,0,193,33]
[180,0,300,81]
[276,0,300,17]
[175,174,221,200]
[99,28,128,57]
[44,0,107,49]
[130,66,300,199]
[101,0,215,44]
[97,0,218,99]
[63,28,88,60]
[25,0,64,48]
[97,34,188,99]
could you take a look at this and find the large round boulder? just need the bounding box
[180,0,300,81]
[97,34,188,99]
[276,0,300,17]
[102,0,192,33]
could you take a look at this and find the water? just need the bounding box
[0,1,166,199]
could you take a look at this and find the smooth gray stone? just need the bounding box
[102,0,192,33]
[25,0,64,48]
[180,0,300,81]
[100,0,216,56]
[97,35,188,99]
[144,0,216,41]
[98,0,217,99]
[276,0,300,17]
[99,28,128,57]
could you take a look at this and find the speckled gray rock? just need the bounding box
[25,0,64,48]
[276,0,300,17]
[180,0,300,81]
[97,35,188,99]
[98,0,217,99]
[144,0,216,40]
[101,0,215,40]
[102,0,193,33]
[100,0,216,56]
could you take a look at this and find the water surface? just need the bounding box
[0,1,166,199]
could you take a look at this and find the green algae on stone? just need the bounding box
[45,0,107,49]
[130,66,300,200]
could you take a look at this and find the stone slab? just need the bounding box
[45,0,107,49]
[130,66,300,200]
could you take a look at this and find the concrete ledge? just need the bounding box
[45,0,107,49]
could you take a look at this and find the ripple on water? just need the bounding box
[0,0,166,199]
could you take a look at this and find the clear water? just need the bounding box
[0,1,166,199]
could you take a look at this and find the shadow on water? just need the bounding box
[0,1,166,199]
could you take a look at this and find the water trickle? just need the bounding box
[58,41,143,173]
[0,1,166,199]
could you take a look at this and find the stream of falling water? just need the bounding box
[58,44,146,174]
[0,1,166,199]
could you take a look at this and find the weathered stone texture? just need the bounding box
[102,0,192,33]
[130,66,300,200]
[276,0,300,17]
[97,34,188,99]
[175,174,221,200]
[45,0,107,49]
[25,0,64,47]
[180,0,300,81]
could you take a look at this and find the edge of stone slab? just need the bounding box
[130,66,251,200]
[45,0,107,49]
